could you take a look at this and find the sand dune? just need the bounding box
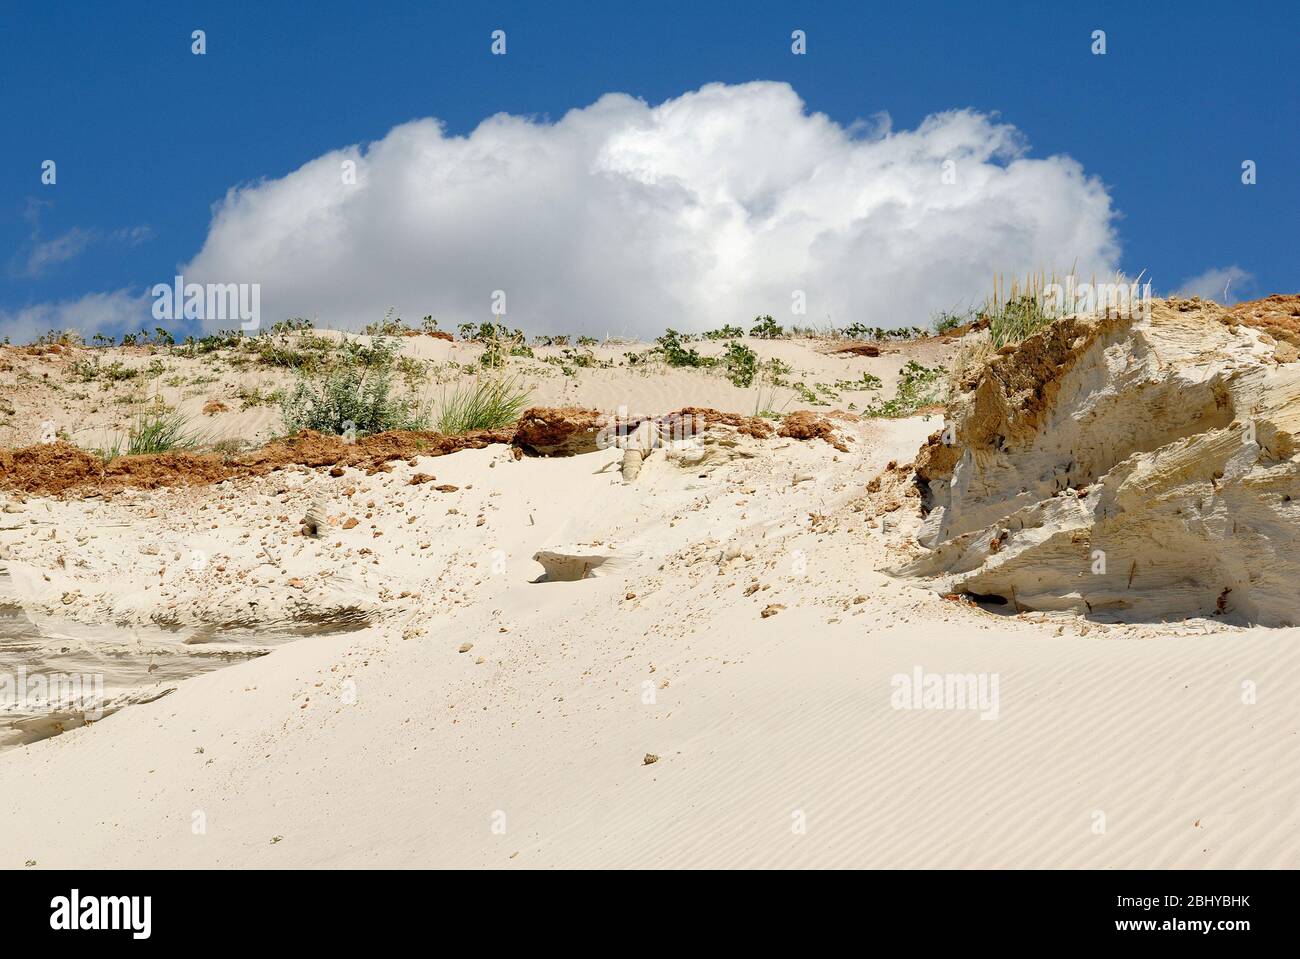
[1,404,1296,867]
[1,304,1297,868]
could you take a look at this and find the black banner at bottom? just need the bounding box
[0,868,1286,945]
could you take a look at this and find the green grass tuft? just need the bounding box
[436,373,531,435]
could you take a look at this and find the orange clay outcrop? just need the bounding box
[777,411,849,452]
[897,295,1300,626]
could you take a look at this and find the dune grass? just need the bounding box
[95,409,202,463]
[436,373,531,435]
[981,269,1148,348]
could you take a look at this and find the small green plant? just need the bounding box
[395,355,428,388]
[245,327,337,371]
[749,315,783,339]
[791,382,820,404]
[841,322,928,341]
[236,384,281,410]
[437,373,530,434]
[762,357,793,385]
[751,357,794,418]
[35,329,83,348]
[68,357,142,384]
[833,372,884,391]
[932,310,968,335]
[562,348,604,369]
[172,329,244,358]
[704,324,745,340]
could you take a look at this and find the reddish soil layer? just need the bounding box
[0,407,805,498]
[0,428,513,498]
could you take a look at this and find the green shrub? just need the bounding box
[623,349,654,367]
[721,341,758,387]
[279,336,428,436]
[560,348,605,369]
[171,329,244,358]
[749,315,784,339]
[248,329,337,371]
[480,328,527,368]
[655,329,712,369]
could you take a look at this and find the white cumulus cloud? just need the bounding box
[59,82,1122,340]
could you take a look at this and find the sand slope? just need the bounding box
[2,411,1296,868]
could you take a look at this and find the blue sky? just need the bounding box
[1,0,1296,339]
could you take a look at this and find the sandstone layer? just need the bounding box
[897,296,1300,625]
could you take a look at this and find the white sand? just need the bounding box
[2,411,1296,868]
